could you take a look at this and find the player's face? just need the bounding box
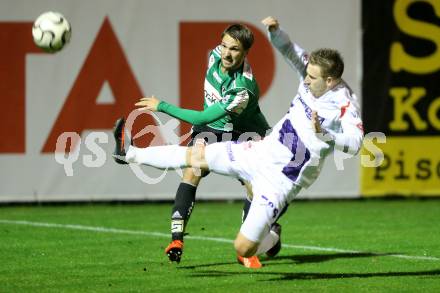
[304,63,330,98]
[220,34,247,73]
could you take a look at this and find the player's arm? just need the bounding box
[333,103,364,155]
[136,96,226,125]
[261,16,307,79]
[312,105,364,156]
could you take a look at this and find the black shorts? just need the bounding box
[188,125,242,146]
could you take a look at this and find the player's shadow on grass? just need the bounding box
[188,269,440,281]
[185,253,440,281]
[178,252,389,270]
[264,252,394,265]
[267,269,440,281]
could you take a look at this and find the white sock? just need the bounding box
[125,145,187,169]
[256,230,279,255]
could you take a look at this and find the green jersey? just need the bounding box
[203,46,269,134]
[158,45,270,136]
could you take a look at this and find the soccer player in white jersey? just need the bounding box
[116,24,274,268]
[113,16,364,267]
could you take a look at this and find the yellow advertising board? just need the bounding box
[361,137,440,196]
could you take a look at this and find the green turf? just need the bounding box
[1,199,440,292]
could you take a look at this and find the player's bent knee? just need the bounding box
[186,144,209,170]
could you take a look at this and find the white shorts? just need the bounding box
[205,140,302,242]
[241,183,301,242]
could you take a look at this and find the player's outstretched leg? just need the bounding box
[166,177,198,263]
[237,197,261,268]
[266,223,282,258]
[237,196,263,268]
[164,240,184,263]
[112,118,131,164]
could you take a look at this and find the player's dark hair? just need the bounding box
[222,24,254,51]
[309,48,344,79]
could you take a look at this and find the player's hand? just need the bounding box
[136,96,160,112]
[261,16,279,32]
[311,111,322,133]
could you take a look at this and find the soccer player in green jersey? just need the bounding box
[126,24,279,268]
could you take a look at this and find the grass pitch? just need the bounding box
[1,199,440,292]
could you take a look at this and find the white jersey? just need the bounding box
[260,28,364,189]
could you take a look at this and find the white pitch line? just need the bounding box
[1,219,438,262]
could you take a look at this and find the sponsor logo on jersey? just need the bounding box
[204,80,222,105]
[204,90,222,105]
[297,95,325,124]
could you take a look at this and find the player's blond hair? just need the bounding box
[309,48,344,79]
